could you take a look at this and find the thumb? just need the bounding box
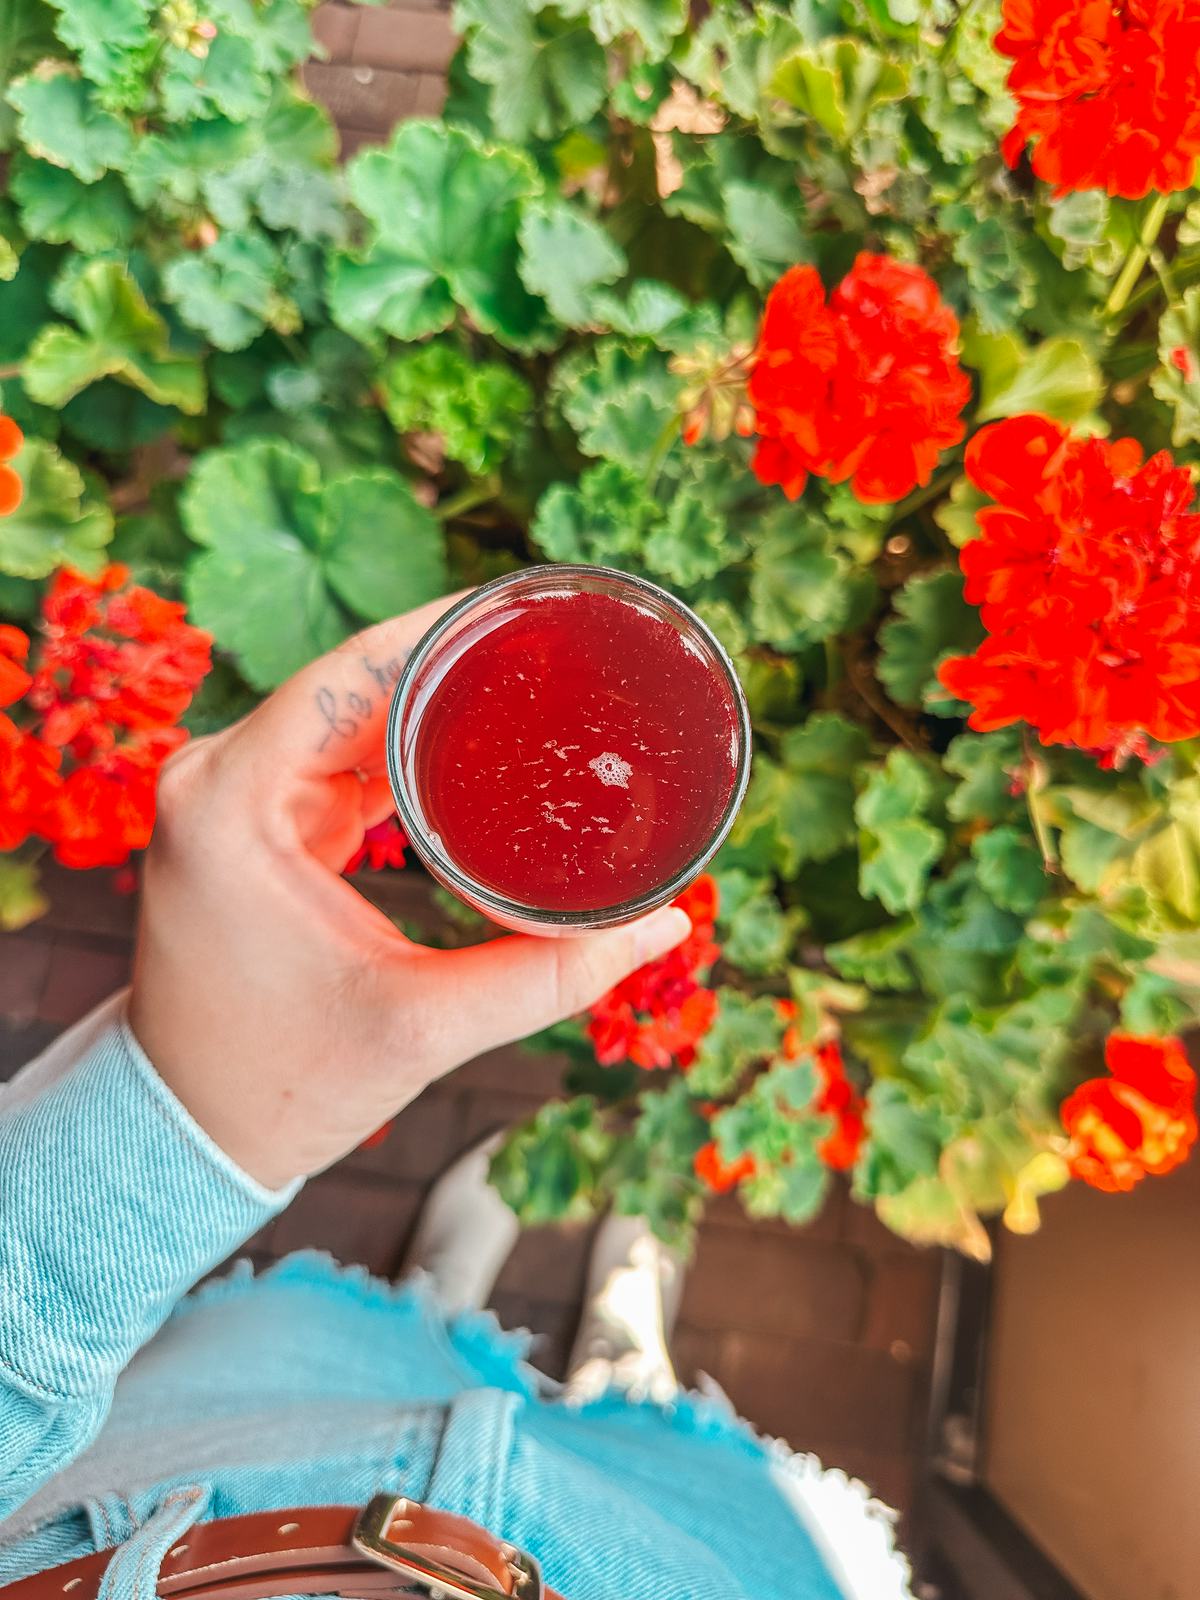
[428,905,693,1064]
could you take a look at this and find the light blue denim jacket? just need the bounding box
[0,999,912,1600]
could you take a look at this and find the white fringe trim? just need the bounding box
[771,1446,915,1600]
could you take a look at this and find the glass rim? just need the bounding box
[385,564,753,930]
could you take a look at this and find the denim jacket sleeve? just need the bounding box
[0,993,300,1520]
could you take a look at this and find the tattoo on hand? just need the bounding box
[315,653,407,751]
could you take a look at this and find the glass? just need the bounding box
[386,565,751,935]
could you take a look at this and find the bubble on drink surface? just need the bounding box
[589,751,632,789]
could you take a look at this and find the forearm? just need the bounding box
[0,1002,299,1518]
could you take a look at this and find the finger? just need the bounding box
[238,593,468,782]
[422,906,692,1065]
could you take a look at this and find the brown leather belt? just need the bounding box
[0,1497,564,1600]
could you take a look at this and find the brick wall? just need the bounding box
[307,1,455,157]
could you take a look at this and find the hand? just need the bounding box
[128,601,691,1190]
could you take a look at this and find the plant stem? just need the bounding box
[644,413,682,493]
[1104,193,1171,321]
[1149,244,1182,313]
[1123,246,1200,318]
[893,464,960,521]
[0,363,22,382]
[1022,734,1058,872]
[434,477,498,523]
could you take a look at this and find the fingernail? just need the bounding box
[631,906,692,964]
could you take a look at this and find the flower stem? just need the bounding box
[1104,193,1171,321]
[1022,734,1058,872]
[644,413,682,492]
[434,477,498,523]
[893,463,960,521]
[1149,244,1183,313]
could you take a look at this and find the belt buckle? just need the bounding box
[353,1495,544,1600]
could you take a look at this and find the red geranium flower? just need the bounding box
[1062,1032,1198,1191]
[345,814,408,873]
[694,1140,756,1194]
[996,0,1200,199]
[1,565,211,868]
[0,415,24,517]
[938,414,1200,764]
[749,254,969,505]
[586,873,720,1070]
[780,1006,867,1172]
[0,624,32,714]
[0,723,60,852]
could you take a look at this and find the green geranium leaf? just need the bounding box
[321,471,447,621]
[743,1156,830,1225]
[1132,775,1200,925]
[11,156,136,251]
[972,824,1048,916]
[905,990,1076,1124]
[874,1171,990,1257]
[933,474,988,549]
[517,198,625,327]
[0,244,55,364]
[8,70,134,182]
[46,0,153,92]
[749,512,857,652]
[855,1080,948,1198]
[162,230,288,351]
[677,6,803,128]
[974,333,1104,423]
[611,1079,708,1246]
[713,1057,831,1223]
[827,920,919,991]
[555,340,678,469]
[24,260,205,411]
[454,0,607,142]
[380,342,531,476]
[1150,286,1200,446]
[532,462,655,566]
[945,730,1024,826]
[182,438,446,689]
[561,0,686,57]
[125,116,252,209]
[734,713,869,874]
[207,0,314,74]
[857,750,946,915]
[0,857,48,931]
[160,31,269,123]
[687,988,785,1097]
[490,1097,613,1227]
[1046,190,1109,253]
[201,94,342,242]
[0,1,58,145]
[941,202,1036,333]
[330,120,552,351]
[877,568,984,709]
[1119,968,1190,1037]
[0,436,113,579]
[770,38,907,142]
[644,483,746,586]
[666,137,809,290]
[589,279,723,352]
[61,379,176,451]
[723,882,800,975]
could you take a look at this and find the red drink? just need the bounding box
[390,569,748,928]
